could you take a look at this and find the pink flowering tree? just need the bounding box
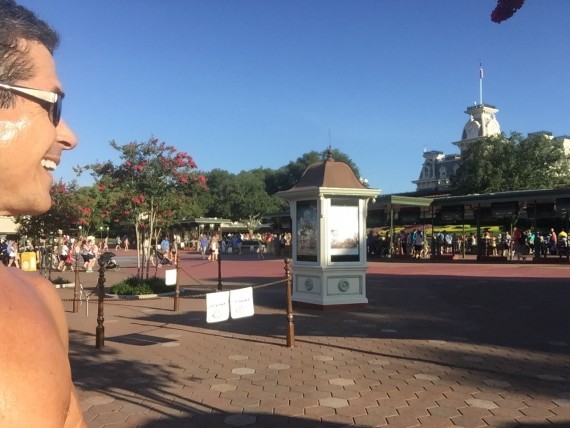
[79,137,207,278]
[15,180,94,258]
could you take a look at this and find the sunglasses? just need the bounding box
[0,82,63,126]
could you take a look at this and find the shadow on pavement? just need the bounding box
[67,268,570,427]
[69,330,347,427]
[133,272,570,405]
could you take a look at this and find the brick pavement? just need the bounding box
[53,252,570,427]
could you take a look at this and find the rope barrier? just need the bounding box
[61,277,287,303]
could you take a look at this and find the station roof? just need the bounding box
[369,188,570,212]
[431,188,570,207]
[372,195,433,209]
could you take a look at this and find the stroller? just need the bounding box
[156,250,174,267]
[99,252,120,271]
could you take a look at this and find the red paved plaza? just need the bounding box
[53,251,570,427]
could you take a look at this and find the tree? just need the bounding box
[233,170,283,220]
[79,137,206,278]
[203,169,235,219]
[16,180,86,239]
[205,168,284,221]
[491,0,525,23]
[204,149,360,220]
[451,133,570,194]
[266,149,361,195]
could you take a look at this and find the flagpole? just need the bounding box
[479,62,484,105]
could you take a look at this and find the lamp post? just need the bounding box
[106,226,109,238]
[99,226,103,240]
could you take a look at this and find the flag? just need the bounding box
[479,64,484,79]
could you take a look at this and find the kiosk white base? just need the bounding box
[292,265,368,309]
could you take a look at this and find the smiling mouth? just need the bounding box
[41,159,57,171]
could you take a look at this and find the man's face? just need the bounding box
[0,41,77,215]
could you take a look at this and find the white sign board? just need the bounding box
[206,291,230,323]
[205,287,255,323]
[165,269,177,286]
[230,287,255,319]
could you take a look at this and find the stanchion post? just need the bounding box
[284,258,295,348]
[174,252,180,311]
[95,253,112,349]
[217,233,223,291]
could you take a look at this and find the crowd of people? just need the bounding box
[0,234,115,272]
[367,226,570,260]
[4,226,569,270]
[196,232,292,261]
[0,230,296,273]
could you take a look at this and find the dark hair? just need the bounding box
[0,0,59,107]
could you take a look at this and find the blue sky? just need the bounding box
[20,0,570,194]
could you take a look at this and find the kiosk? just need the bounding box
[276,150,380,309]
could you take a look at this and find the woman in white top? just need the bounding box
[208,235,219,261]
[57,241,70,271]
[7,240,19,269]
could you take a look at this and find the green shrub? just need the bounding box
[51,276,69,285]
[145,276,169,293]
[130,283,153,295]
[110,282,135,295]
[110,275,168,295]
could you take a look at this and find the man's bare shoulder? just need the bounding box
[0,266,67,322]
[0,264,56,286]
[0,265,80,426]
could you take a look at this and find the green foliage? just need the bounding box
[204,148,359,219]
[76,137,209,278]
[451,133,570,195]
[16,180,83,238]
[204,168,285,219]
[22,145,361,242]
[79,136,207,229]
[110,275,168,295]
[266,149,360,195]
[144,276,171,293]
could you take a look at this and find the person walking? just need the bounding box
[208,235,219,261]
[57,240,70,271]
[200,234,208,259]
[6,239,20,268]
